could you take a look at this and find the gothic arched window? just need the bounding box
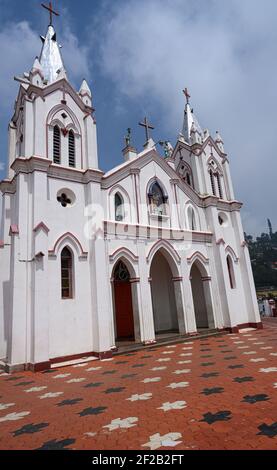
[114,261,130,282]
[68,130,75,168]
[209,170,216,196]
[227,255,236,289]
[216,172,223,199]
[61,247,74,299]
[53,125,61,164]
[148,181,168,216]
[115,192,124,222]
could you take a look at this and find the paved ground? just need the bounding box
[0,321,277,450]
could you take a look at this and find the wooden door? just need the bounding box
[114,280,134,339]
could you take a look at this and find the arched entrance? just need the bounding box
[190,262,215,330]
[113,261,135,341]
[150,251,179,334]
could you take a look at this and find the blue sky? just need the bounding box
[0,0,276,236]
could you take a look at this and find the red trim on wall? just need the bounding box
[49,232,88,257]
[30,361,51,372]
[109,247,139,263]
[33,222,50,234]
[9,225,19,235]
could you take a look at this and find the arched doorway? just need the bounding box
[113,261,135,341]
[150,251,179,334]
[190,262,214,330]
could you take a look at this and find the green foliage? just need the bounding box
[245,226,277,289]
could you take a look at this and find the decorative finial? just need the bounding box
[125,128,132,147]
[139,117,155,142]
[183,87,191,105]
[41,1,59,26]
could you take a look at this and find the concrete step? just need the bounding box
[113,329,228,356]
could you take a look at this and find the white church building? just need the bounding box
[0,18,262,372]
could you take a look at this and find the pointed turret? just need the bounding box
[181,88,203,144]
[39,25,67,84]
[203,129,210,141]
[215,131,225,153]
[29,57,44,86]
[79,79,92,106]
[79,79,91,97]
[182,102,203,144]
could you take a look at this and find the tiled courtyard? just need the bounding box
[0,321,277,450]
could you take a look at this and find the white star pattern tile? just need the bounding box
[260,368,277,373]
[0,411,30,422]
[173,369,191,375]
[127,393,153,402]
[0,403,15,411]
[167,382,189,389]
[39,392,64,399]
[53,373,71,379]
[142,433,182,450]
[158,401,187,412]
[142,377,161,383]
[24,386,47,393]
[67,378,86,383]
[103,417,138,431]
[250,358,266,363]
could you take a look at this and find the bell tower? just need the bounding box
[7,1,98,173]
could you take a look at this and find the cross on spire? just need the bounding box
[183,87,191,104]
[139,117,155,142]
[41,1,59,26]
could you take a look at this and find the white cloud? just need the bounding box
[0,162,4,171]
[95,0,277,235]
[0,20,89,113]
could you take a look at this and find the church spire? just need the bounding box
[38,2,66,84]
[39,24,67,84]
[181,88,203,144]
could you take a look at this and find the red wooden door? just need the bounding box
[114,281,135,340]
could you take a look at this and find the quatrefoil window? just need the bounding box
[57,193,72,208]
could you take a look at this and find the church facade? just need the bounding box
[0,22,261,373]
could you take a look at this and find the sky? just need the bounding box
[0,0,276,236]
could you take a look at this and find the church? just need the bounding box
[0,8,262,373]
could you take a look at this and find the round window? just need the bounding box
[56,188,76,208]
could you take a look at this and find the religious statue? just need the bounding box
[160,141,173,158]
[125,128,131,147]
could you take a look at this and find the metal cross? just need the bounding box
[41,1,60,26]
[139,117,155,142]
[183,87,191,104]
